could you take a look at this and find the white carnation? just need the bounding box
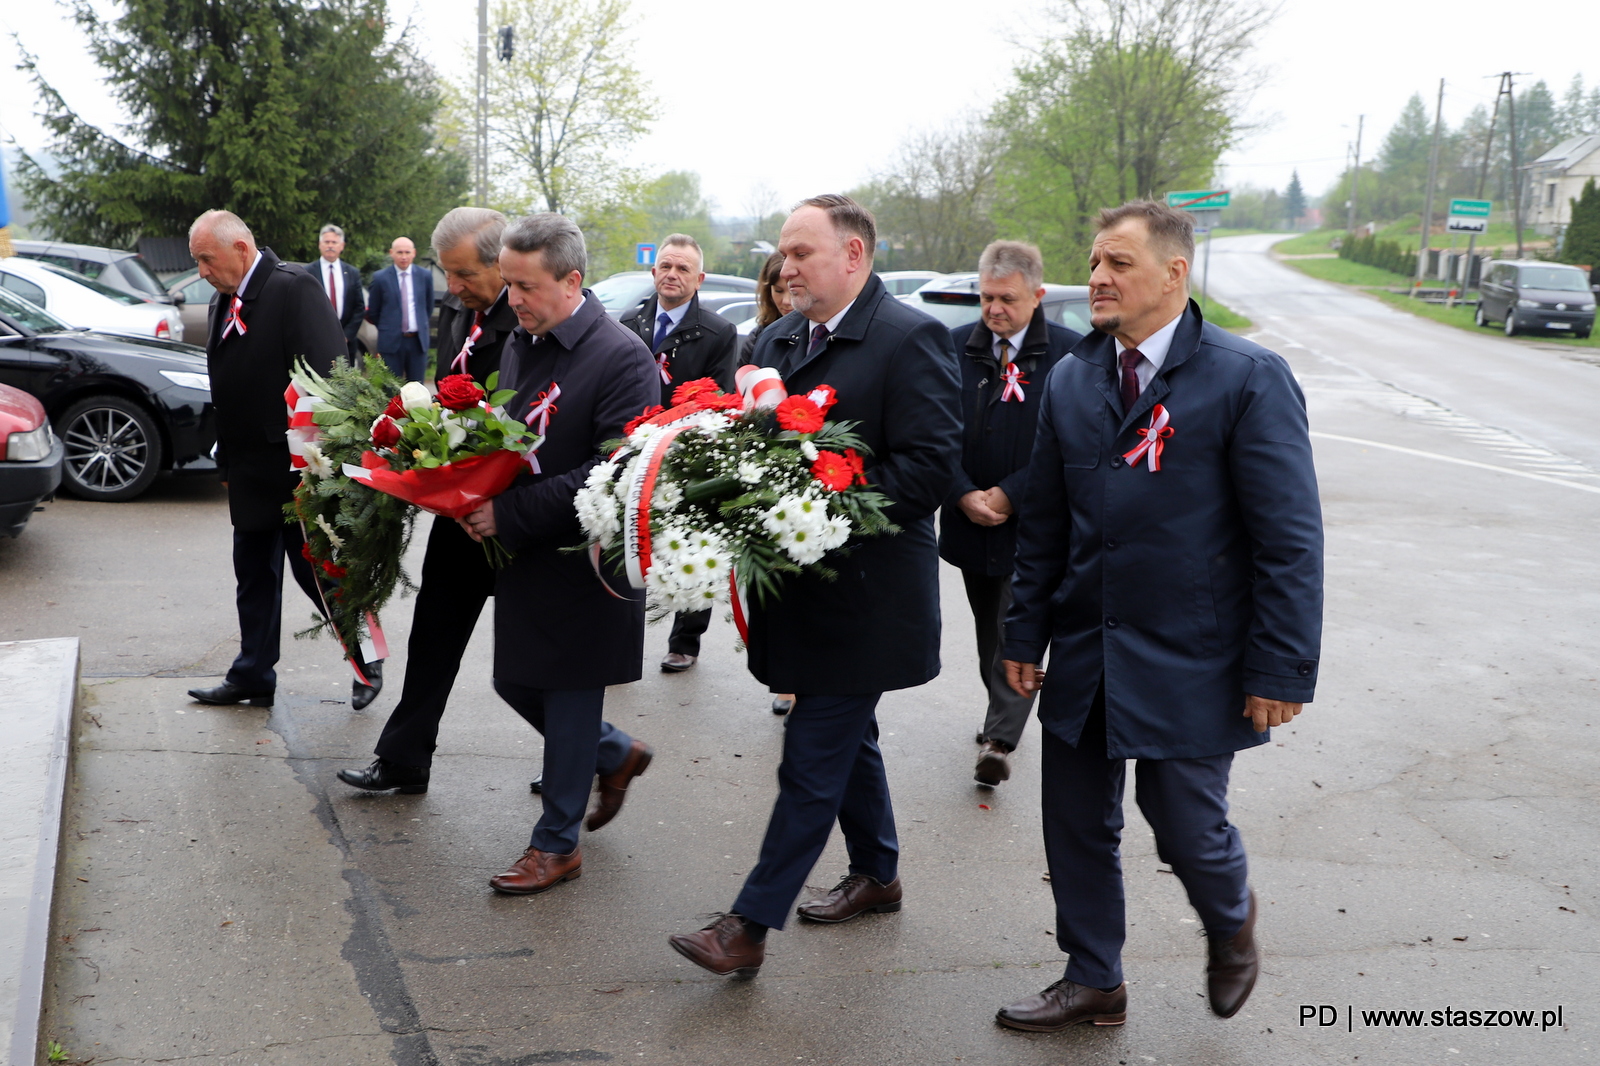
[736,460,763,485]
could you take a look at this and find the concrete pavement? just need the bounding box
[6,237,1598,1063]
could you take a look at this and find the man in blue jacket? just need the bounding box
[996,200,1323,1032]
[365,236,434,381]
[939,240,1081,788]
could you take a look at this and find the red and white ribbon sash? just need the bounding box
[450,318,484,374]
[1122,403,1174,471]
[1000,362,1028,402]
[621,423,691,589]
[522,384,560,473]
[221,295,248,340]
[735,364,786,411]
[656,351,672,384]
[285,382,321,472]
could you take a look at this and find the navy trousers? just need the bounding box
[374,517,495,767]
[492,679,633,855]
[732,693,899,930]
[1042,691,1250,990]
[383,334,427,382]
[225,524,324,692]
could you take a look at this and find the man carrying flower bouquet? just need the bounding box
[339,207,521,796]
[669,194,963,976]
[457,213,661,895]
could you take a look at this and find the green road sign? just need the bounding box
[1448,198,1492,218]
[1165,189,1231,211]
[1446,198,1492,234]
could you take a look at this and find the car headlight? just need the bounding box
[6,423,55,462]
[1582,303,1597,312]
[159,369,211,391]
[1516,298,1539,308]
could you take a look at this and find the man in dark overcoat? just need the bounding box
[339,207,518,795]
[995,201,1323,1032]
[669,195,962,977]
[619,233,740,672]
[939,240,1081,788]
[183,210,380,709]
[458,213,659,895]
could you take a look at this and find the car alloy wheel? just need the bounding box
[59,395,164,501]
[1474,304,1488,327]
[1503,311,1518,337]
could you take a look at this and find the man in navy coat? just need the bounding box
[457,214,659,895]
[995,200,1323,1032]
[939,240,1081,788]
[669,195,962,977]
[365,236,434,381]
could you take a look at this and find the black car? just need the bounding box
[1475,260,1596,338]
[0,286,217,501]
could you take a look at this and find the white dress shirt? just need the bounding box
[398,266,416,333]
[1113,310,1184,395]
[992,326,1028,365]
[320,257,345,315]
[237,250,264,296]
[809,298,856,338]
[656,296,691,335]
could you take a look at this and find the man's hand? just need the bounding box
[458,500,496,542]
[1003,660,1045,698]
[1244,695,1303,733]
[959,489,1007,527]
[984,485,1014,517]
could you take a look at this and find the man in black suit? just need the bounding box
[366,237,434,381]
[338,207,516,795]
[183,210,381,710]
[669,195,962,976]
[305,224,365,357]
[939,241,1081,788]
[619,233,740,672]
[457,213,659,895]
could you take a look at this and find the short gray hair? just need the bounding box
[432,207,508,268]
[319,223,345,240]
[979,240,1044,290]
[659,233,701,258]
[190,210,255,249]
[502,213,586,281]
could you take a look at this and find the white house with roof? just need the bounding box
[1526,133,1600,235]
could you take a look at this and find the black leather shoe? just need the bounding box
[336,758,428,794]
[660,652,697,672]
[770,696,793,715]
[529,774,543,794]
[1207,889,1259,1018]
[996,979,1127,1031]
[188,681,273,707]
[352,660,383,710]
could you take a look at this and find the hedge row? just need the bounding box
[1338,233,1415,276]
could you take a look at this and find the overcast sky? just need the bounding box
[2,0,1595,218]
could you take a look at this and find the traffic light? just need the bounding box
[497,26,514,62]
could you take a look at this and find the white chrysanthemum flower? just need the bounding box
[302,443,334,479]
[654,527,693,562]
[819,513,851,551]
[776,526,826,566]
[314,513,345,551]
[627,423,664,450]
[800,440,819,461]
[736,460,763,485]
[399,381,432,412]
[652,479,684,511]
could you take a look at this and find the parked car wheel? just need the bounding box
[58,395,164,501]
[1503,311,1518,337]
[1578,328,1592,340]
[1474,303,1489,327]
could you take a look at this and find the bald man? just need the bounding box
[366,237,435,380]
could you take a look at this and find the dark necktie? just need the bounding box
[652,311,672,352]
[808,324,830,356]
[325,263,337,309]
[1119,349,1142,413]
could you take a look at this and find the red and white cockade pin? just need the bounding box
[1122,403,1174,471]
[999,362,1028,402]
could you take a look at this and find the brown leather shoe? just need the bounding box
[974,740,1012,786]
[660,652,697,672]
[668,914,765,977]
[584,739,653,831]
[795,873,902,923]
[995,979,1127,1032]
[1207,889,1259,1018]
[488,846,582,895]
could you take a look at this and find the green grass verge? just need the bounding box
[1197,295,1252,332]
[1273,229,1341,255]
[1283,257,1412,286]
[1368,289,1599,348]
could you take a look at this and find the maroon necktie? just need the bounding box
[1119,349,1142,413]
[808,324,830,356]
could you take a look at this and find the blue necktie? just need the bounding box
[808,324,830,356]
[652,311,672,352]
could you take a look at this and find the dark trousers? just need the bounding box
[374,517,495,767]
[383,334,427,382]
[732,693,899,930]
[492,679,634,855]
[667,608,712,655]
[1042,690,1250,989]
[961,570,1037,750]
[225,523,324,692]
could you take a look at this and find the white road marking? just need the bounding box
[1310,431,1600,496]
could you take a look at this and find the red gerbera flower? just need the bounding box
[623,405,666,436]
[671,377,722,407]
[843,447,867,485]
[811,449,853,492]
[703,392,746,414]
[775,395,825,434]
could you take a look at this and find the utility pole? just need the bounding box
[475,0,488,207]
[1458,84,1503,299]
[1415,79,1445,296]
[1346,114,1365,233]
[1502,72,1526,257]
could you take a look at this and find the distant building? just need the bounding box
[1526,133,1600,236]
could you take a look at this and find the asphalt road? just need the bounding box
[8,235,1598,1065]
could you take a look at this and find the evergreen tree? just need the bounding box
[15,0,466,262]
[1564,178,1600,270]
[1284,170,1306,227]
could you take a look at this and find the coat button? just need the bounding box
[1105,616,1119,629]
[1105,538,1118,550]
[1110,456,1123,469]
[1297,661,1315,677]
